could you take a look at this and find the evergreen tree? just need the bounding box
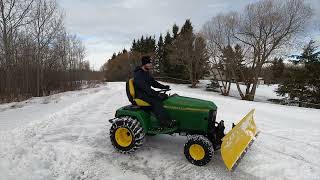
[172,24,179,39]
[234,44,245,66]
[162,31,173,76]
[221,45,235,85]
[155,34,164,75]
[172,19,194,80]
[130,35,156,55]
[302,40,320,104]
[131,39,136,51]
[233,44,246,80]
[271,57,284,82]
[168,19,209,86]
[148,35,156,53]
[180,19,193,35]
[277,40,320,106]
[164,32,172,46]
[161,22,190,79]
[301,40,319,63]
[111,53,116,59]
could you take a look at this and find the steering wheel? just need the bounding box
[158,89,171,93]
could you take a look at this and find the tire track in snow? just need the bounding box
[43,85,131,179]
[0,84,127,179]
[261,143,320,168]
[261,132,320,150]
[258,132,320,168]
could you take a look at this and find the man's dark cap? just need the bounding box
[141,56,151,66]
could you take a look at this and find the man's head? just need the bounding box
[141,55,152,71]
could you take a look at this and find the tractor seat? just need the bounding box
[126,79,151,107]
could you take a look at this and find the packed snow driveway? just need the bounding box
[0,82,319,180]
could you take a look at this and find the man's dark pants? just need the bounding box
[141,96,170,126]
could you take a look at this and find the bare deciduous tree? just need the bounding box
[0,0,34,95]
[203,0,313,100]
[202,13,238,95]
[0,0,101,103]
[31,0,62,96]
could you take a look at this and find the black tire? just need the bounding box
[110,116,145,154]
[184,135,214,166]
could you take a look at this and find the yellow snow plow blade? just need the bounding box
[221,109,258,171]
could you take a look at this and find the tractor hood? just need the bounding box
[163,94,217,112]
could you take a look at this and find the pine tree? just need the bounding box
[148,35,156,53]
[168,19,208,87]
[164,32,172,47]
[271,57,284,82]
[180,19,193,35]
[301,40,319,63]
[111,53,116,59]
[172,24,179,39]
[155,34,164,75]
[193,35,210,83]
[131,39,136,51]
[130,35,156,55]
[220,45,234,90]
[162,31,173,76]
[173,19,194,80]
[302,40,320,104]
[277,40,320,106]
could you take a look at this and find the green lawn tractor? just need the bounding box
[109,79,259,170]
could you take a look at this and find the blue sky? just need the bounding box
[57,0,320,70]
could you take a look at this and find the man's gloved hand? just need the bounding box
[164,85,170,90]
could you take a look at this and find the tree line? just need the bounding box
[103,0,315,103]
[103,20,209,88]
[0,0,101,103]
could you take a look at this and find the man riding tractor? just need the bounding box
[109,56,259,170]
[133,56,175,128]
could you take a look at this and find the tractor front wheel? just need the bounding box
[184,135,214,166]
[110,116,145,153]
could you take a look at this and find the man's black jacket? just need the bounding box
[133,66,167,99]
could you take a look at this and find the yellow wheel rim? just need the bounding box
[189,144,205,160]
[115,127,133,147]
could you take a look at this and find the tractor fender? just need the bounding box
[115,107,151,132]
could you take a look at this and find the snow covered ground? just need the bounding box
[0,82,319,180]
[201,79,281,102]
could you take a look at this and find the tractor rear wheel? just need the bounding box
[110,116,145,153]
[184,135,214,166]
